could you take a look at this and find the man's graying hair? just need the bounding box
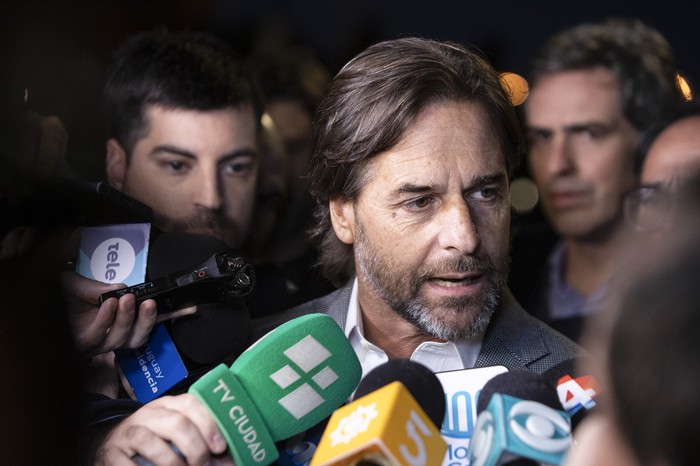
[308,37,525,286]
[530,17,686,132]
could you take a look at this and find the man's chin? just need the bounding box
[407,288,501,339]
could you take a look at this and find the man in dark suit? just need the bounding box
[93,37,581,465]
[263,37,580,381]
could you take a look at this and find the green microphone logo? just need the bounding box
[272,334,341,419]
[190,314,362,466]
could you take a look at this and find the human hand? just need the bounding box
[61,271,158,356]
[95,394,234,466]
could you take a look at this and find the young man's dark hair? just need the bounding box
[104,29,264,156]
[309,37,525,286]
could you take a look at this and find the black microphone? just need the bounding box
[13,178,153,227]
[469,371,572,466]
[476,370,562,415]
[147,232,252,365]
[542,360,600,432]
[353,359,446,428]
[115,232,253,402]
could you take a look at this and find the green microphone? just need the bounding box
[189,313,362,465]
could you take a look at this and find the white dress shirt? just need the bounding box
[344,278,484,379]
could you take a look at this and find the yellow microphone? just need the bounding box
[311,361,447,466]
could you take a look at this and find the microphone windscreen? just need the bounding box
[477,370,561,414]
[15,178,153,227]
[147,231,228,278]
[543,360,599,432]
[169,302,251,365]
[354,359,446,428]
[147,232,251,364]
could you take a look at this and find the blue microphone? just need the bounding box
[469,371,572,466]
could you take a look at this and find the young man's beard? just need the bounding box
[354,221,508,341]
[154,209,243,248]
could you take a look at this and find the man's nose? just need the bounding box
[193,168,223,210]
[546,136,576,175]
[438,200,480,255]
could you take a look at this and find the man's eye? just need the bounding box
[408,197,433,210]
[578,127,608,140]
[527,130,551,145]
[479,188,498,199]
[468,186,502,202]
[222,160,254,176]
[160,160,188,172]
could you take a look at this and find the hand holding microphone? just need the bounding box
[188,313,362,466]
[95,393,231,466]
[110,313,361,466]
[61,270,158,356]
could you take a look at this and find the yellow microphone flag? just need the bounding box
[311,381,447,466]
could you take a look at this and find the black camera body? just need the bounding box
[99,250,255,314]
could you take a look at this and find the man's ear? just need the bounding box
[105,138,127,190]
[329,197,355,245]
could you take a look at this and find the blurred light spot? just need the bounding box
[676,73,693,101]
[510,177,539,214]
[499,72,529,106]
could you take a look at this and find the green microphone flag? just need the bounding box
[190,313,362,465]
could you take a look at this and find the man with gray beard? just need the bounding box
[262,37,580,382]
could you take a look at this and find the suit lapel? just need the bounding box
[322,284,551,371]
[475,290,550,370]
[315,283,352,329]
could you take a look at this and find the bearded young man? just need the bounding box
[263,37,580,381]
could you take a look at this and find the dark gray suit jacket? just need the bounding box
[256,282,582,379]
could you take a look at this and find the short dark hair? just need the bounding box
[309,37,525,285]
[104,29,263,154]
[530,18,685,132]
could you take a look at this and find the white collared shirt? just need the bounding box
[344,278,484,379]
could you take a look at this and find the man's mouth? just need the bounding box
[429,274,484,287]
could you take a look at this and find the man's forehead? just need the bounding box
[526,67,626,125]
[363,148,506,195]
[136,104,258,149]
[644,116,700,184]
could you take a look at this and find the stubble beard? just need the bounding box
[155,208,242,248]
[354,221,508,341]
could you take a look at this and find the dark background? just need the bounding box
[3,0,699,180]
